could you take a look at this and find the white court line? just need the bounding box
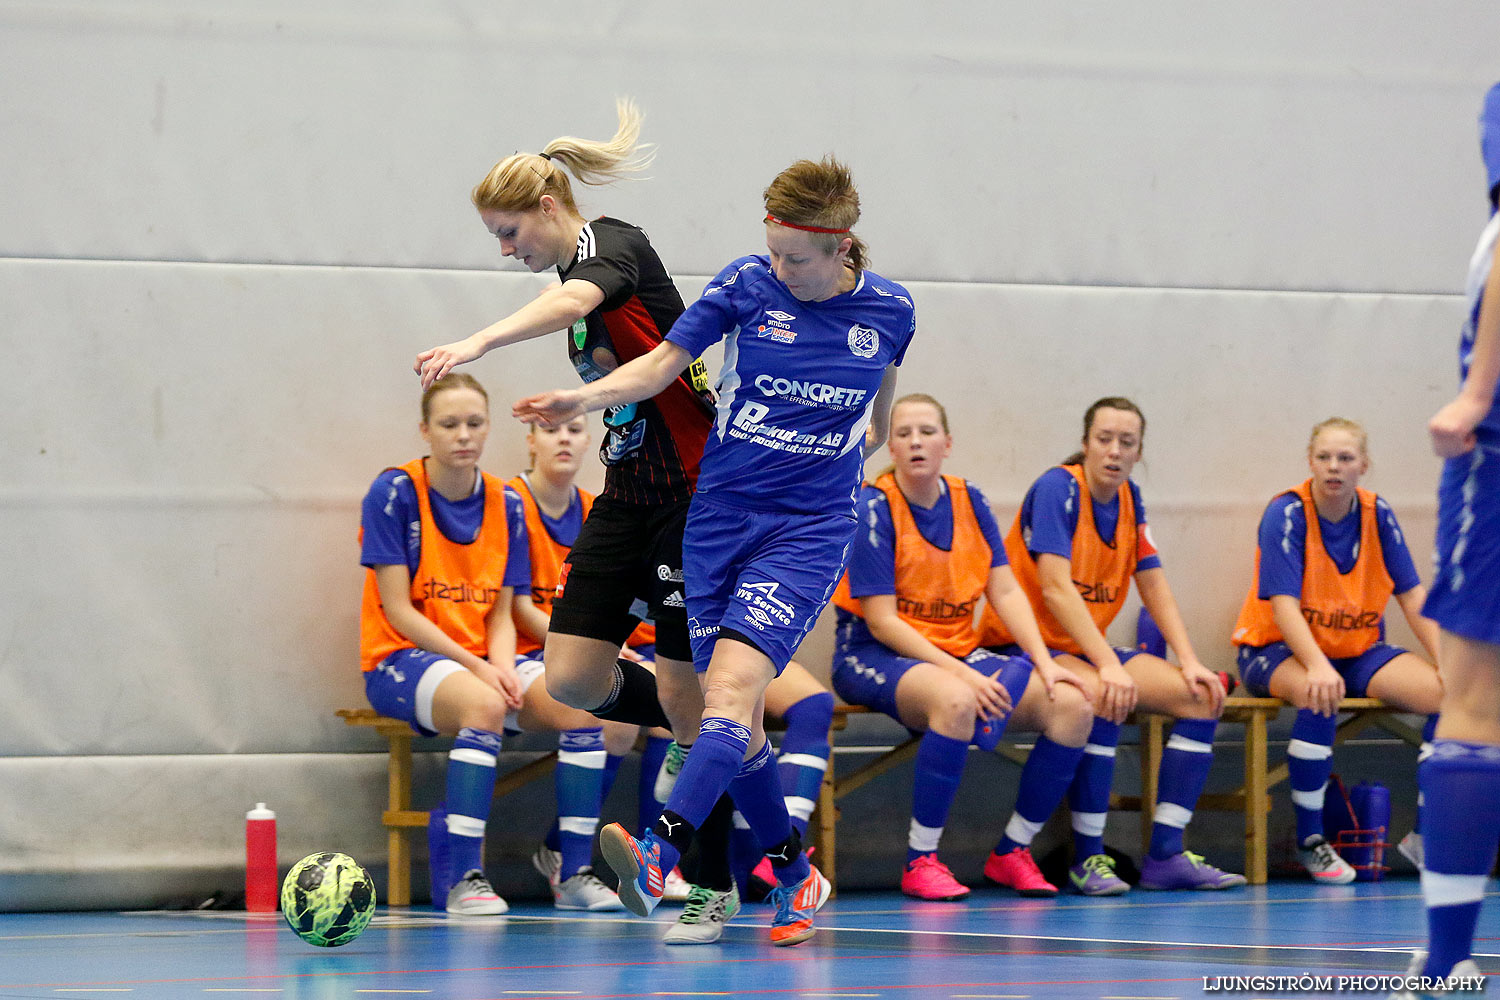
[502,994,582,996]
[354,992,432,995]
[53,991,133,994]
[203,992,284,994]
[799,923,1491,959]
[951,996,1032,998]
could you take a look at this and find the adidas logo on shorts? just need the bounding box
[662,591,684,608]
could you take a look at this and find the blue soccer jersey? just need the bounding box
[666,256,916,516]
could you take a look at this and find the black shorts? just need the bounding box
[548,495,691,662]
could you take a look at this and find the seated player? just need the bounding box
[359,374,619,914]
[1232,417,1441,883]
[979,396,1243,894]
[831,393,1094,900]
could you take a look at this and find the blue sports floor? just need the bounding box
[2,880,1494,999]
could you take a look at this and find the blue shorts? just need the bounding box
[682,495,856,674]
[1424,445,1500,644]
[365,648,544,736]
[832,619,1033,724]
[1235,641,1406,698]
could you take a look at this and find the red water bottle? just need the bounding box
[245,802,278,912]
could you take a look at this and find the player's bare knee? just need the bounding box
[456,693,509,734]
[1049,682,1095,744]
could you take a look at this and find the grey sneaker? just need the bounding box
[553,867,626,911]
[1398,831,1425,870]
[446,869,508,915]
[531,845,562,887]
[654,741,688,802]
[662,884,741,945]
[1298,835,1356,884]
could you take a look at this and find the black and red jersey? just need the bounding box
[558,217,715,505]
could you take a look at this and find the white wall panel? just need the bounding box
[3,2,1498,290]
[0,1,1487,905]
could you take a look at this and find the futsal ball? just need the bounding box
[280,852,376,947]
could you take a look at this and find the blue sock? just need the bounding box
[1416,715,1439,835]
[446,727,502,877]
[1149,717,1218,860]
[908,730,969,865]
[652,719,749,875]
[997,736,1086,854]
[778,692,833,838]
[1068,717,1119,860]
[1287,709,1337,845]
[729,741,809,885]
[729,810,761,896]
[556,728,606,880]
[639,735,673,835]
[1420,739,1500,979]
[601,751,624,804]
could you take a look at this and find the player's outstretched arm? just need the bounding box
[416,279,607,389]
[513,340,692,427]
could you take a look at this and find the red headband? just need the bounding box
[764,212,850,235]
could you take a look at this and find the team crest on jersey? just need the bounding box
[847,324,879,359]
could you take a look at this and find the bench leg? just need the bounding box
[1140,715,1164,852]
[387,732,414,907]
[1244,709,1268,886]
[815,763,837,897]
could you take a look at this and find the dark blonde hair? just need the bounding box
[421,373,488,423]
[1307,416,1369,461]
[1063,396,1146,466]
[892,393,950,433]
[873,393,950,481]
[471,98,653,215]
[763,156,869,271]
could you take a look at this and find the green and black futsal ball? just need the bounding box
[280,852,376,947]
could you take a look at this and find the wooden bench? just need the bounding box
[815,697,1422,891]
[337,708,558,906]
[1117,696,1421,884]
[344,694,1421,902]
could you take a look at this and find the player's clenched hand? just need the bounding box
[1429,395,1487,458]
[1095,661,1137,724]
[415,337,482,389]
[475,659,524,709]
[514,390,586,428]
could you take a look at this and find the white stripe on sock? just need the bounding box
[1165,734,1213,754]
[1072,811,1106,837]
[779,753,829,772]
[1291,785,1328,811]
[1422,870,1488,907]
[557,750,607,768]
[1083,743,1118,758]
[446,813,487,838]
[558,816,600,836]
[1153,802,1193,829]
[908,819,943,853]
[449,748,497,768]
[1004,813,1044,846]
[785,796,816,821]
[1288,739,1333,761]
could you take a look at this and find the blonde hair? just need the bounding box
[763,156,869,271]
[1307,416,1369,460]
[421,372,488,423]
[471,98,654,215]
